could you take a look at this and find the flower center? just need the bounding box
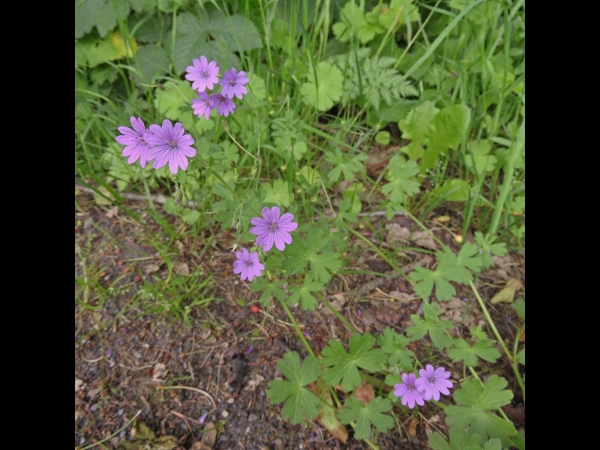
[428,376,436,384]
[201,71,209,78]
[268,223,279,233]
[136,136,145,145]
[167,140,178,151]
[407,383,416,391]
[245,260,254,268]
[229,79,236,86]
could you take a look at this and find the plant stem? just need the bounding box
[316,292,359,334]
[469,280,525,400]
[277,298,315,357]
[467,366,512,423]
[78,410,141,449]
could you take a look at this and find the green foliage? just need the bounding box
[447,338,501,366]
[282,229,343,282]
[474,232,507,268]
[405,302,454,350]
[324,148,368,182]
[320,333,387,391]
[422,105,471,172]
[446,375,517,448]
[300,62,344,111]
[429,427,485,450]
[338,396,394,440]
[286,275,324,311]
[266,352,323,424]
[381,156,421,205]
[377,327,415,369]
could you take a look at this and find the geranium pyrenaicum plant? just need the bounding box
[232,248,264,281]
[250,206,298,252]
[219,68,249,99]
[185,56,220,93]
[144,119,196,174]
[210,94,236,117]
[415,365,454,401]
[394,373,426,409]
[115,116,152,168]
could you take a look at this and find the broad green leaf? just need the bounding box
[377,327,415,369]
[379,0,421,29]
[405,302,454,350]
[321,333,387,391]
[75,0,127,38]
[517,347,525,365]
[75,31,137,68]
[264,180,291,208]
[474,232,507,268]
[282,230,343,282]
[381,156,421,204]
[338,396,394,440]
[422,105,471,171]
[135,44,170,85]
[456,242,483,274]
[446,375,516,447]
[154,80,195,122]
[428,428,483,450]
[430,179,471,202]
[332,1,366,43]
[244,74,267,107]
[286,275,324,311]
[300,62,344,111]
[324,148,368,182]
[448,338,501,366]
[483,438,502,450]
[466,139,497,174]
[250,277,286,306]
[182,208,201,224]
[398,100,439,146]
[511,298,525,320]
[267,352,323,424]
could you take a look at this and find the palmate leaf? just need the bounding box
[338,396,394,440]
[381,156,421,204]
[282,229,343,282]
[300,62,344,111]
[154,80,195,122]
[267,352,323,424]
[474,232,507,268]
[320,333,387,391]
[75,0,127,38]
[377,327,415,369]
[286,275,324,311]
[428,427,483,450]
[446,375,516,448]
[405,302,454,350]
[422,105,471,172]
[409,248,471,301]
[324,148,368,182]
[448,338,501,366]
[250,278,286,307]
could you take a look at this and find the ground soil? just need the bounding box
[75,191,525,450]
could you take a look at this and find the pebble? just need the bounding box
[222,410,229,418]
[90,404,98,412]
[248,414,258,422]
[227,397,234,404]
[117,408,124,416]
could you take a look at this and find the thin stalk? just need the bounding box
[78,410,141,450]
[315,292,359,334]
[277,298,315,357]
[469,280,525,399]
[403,210,446,249]
[467,366,512,422]
[344,225,413,284]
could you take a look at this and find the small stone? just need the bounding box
[248,414,258,422]
[90,404,98,412]
[222,410,229,418]
[227,397,234,404]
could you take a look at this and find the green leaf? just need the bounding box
[428,428,483,450]
[379,0,421,29]
[324,148,368,182]
[154,80,195,122]
[405,302,454,350]
[517,347,525,365]
[267,352,323,424]
[321,334,386,391]
[446,375,516,447]
[377,327,415,369]
[474,232,507,268]
[182,208,201,224]
[300,62,344,111]
[456,242,483,274]
[511,298,525,320]
[332,1,366,43]
[135,44,170,85]
[75,0,126,38]
[250,277,286,307]
[422,105,471,171]
[430,179,471,202]
[286,275,324,311]
[483,438,502,450]
[381,156,421,204]
[75,31,137,68]
[466,139,497,174]
[448,338,501,366]
[398,100,439,148]
[264,180,291,208]
[338,396,394,440]
[282,229,343,282]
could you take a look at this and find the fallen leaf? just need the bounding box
[145,264,161,275]
[434,215,451,223]
[501,404,525,423]
[152,363,168,381]
[246,374,265,391]
[75,378,85,393]
[408,417,419,436]
[491,278,523,304]
[385,223,411,244]
[387,291,415,303]
[174,262,190,275]
[93,186,118,206]
[355,381,375,406]
[105,206,119,218]
[311,378,348,443]
[410,230,438,250]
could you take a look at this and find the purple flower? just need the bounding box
[394,373,426,409]
[210,94,236,117]
[116,116,152,167]
[144,119,196,174]
[198,414,207,424]
[232,248,264,281]
[219,68,249,99]
[185,56,220,92]
[191,91,213,120]
[415,365,453,401]
[250,206,298,252]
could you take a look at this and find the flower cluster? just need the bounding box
[393,365,453,409]
[186,55,249,119]
[233,206,298,282]
[115,117,196,174]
